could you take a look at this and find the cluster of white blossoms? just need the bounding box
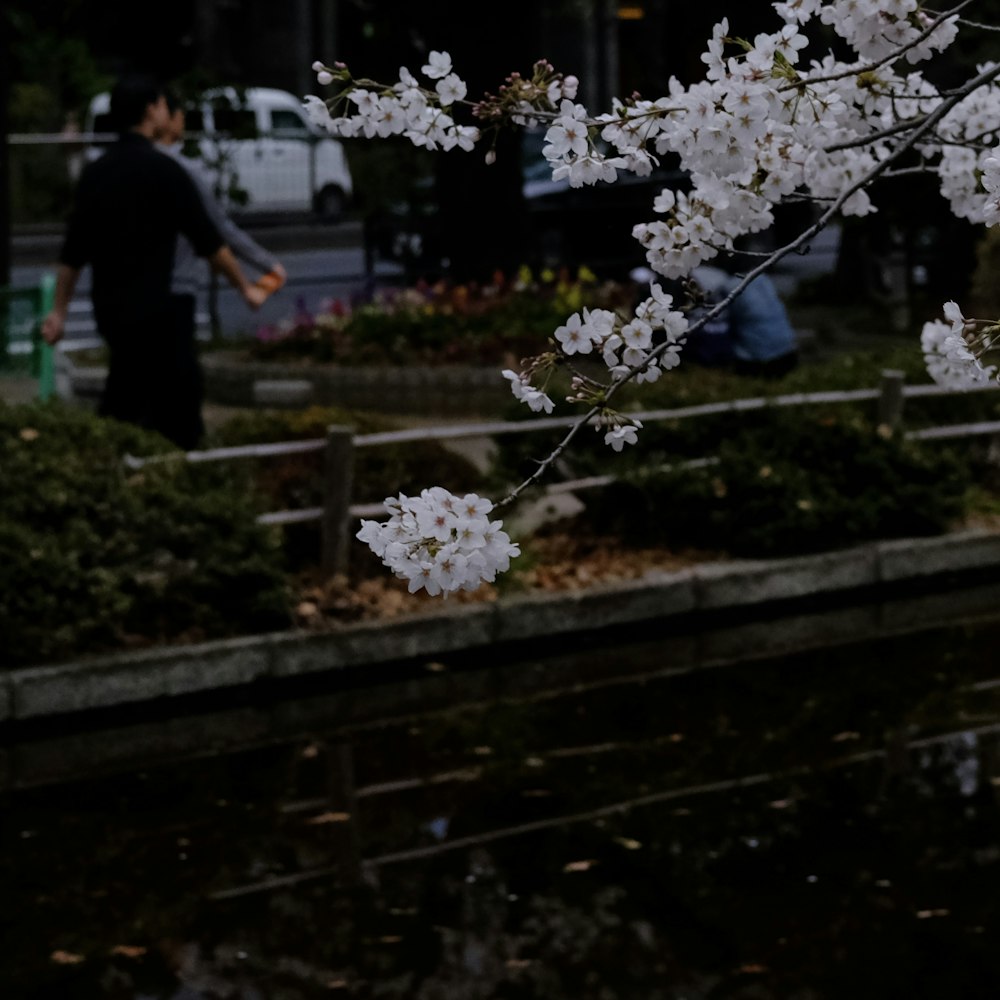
[305,52,580,154]
[335,0,1000,592]
[304,52,479,151]
[815,0,957,63]
[356,489,521,596]
[983,156,1000,227]
[921,302,998,390]
[934,82,1000,224]
[501,282,690,435]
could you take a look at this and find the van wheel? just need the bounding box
[316,185,345,222]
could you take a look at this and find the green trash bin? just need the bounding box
[0,273,56,401]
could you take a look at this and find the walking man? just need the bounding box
[41,73,267,449]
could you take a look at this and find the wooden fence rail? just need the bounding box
[123,371,1000,575]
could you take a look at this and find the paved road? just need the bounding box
[9,219,405,350]
[7,214,841,364]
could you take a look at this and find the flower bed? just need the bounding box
[204,267,638,415]
[250,266,637,366]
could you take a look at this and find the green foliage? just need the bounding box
[343,136,437,220]
[0,402,290,668]
[7,6,112,223]
[580,410,971,558]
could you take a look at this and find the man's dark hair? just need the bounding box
[109,74,164,131]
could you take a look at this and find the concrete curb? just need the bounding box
[5,526,1000,722]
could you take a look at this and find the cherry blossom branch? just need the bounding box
[497,58,1000,509]
[347,4,1000,595]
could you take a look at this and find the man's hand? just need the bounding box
[242,284,269,310]
[40,310,66,346]
[42,265,81,346]
[254,265,287,298]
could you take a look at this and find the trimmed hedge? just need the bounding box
[0,402,290,668]
[578,409,972,558]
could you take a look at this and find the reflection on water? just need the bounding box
[5,586,1000,998]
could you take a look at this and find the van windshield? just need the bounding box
[270,108,312,139]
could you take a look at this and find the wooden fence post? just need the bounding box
[877,369,906,433]
[34,272,56,401]
[321,424,356,578]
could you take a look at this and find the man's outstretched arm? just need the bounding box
[208,245,268,310]
[40,264,82,345]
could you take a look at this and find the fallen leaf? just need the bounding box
[378,935,402,944]
[305,811,351,825]
[832,731,861,742]
[614,836,643,850]
[506,958,534,969]
[769,799,792,809]
[19,427,39,442]
[737,963,768,974]
[50,950,85,965]
[110,945,147,959]
[563,859,598,873]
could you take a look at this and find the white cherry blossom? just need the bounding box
[604,420,643,452]
[421,50,453,80]
[436,73,467,106]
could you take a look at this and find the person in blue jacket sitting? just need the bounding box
[689,255,800,378]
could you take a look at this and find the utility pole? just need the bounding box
[295,0,312,99]
[318,0,338,67]
[582,0,620,112]
[0,6,12,286]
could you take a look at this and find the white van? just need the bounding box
[85,87,353,220]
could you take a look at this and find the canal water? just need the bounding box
[4,581,1000,999]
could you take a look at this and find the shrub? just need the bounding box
[578,409,971,558]
[0,401,290,668]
